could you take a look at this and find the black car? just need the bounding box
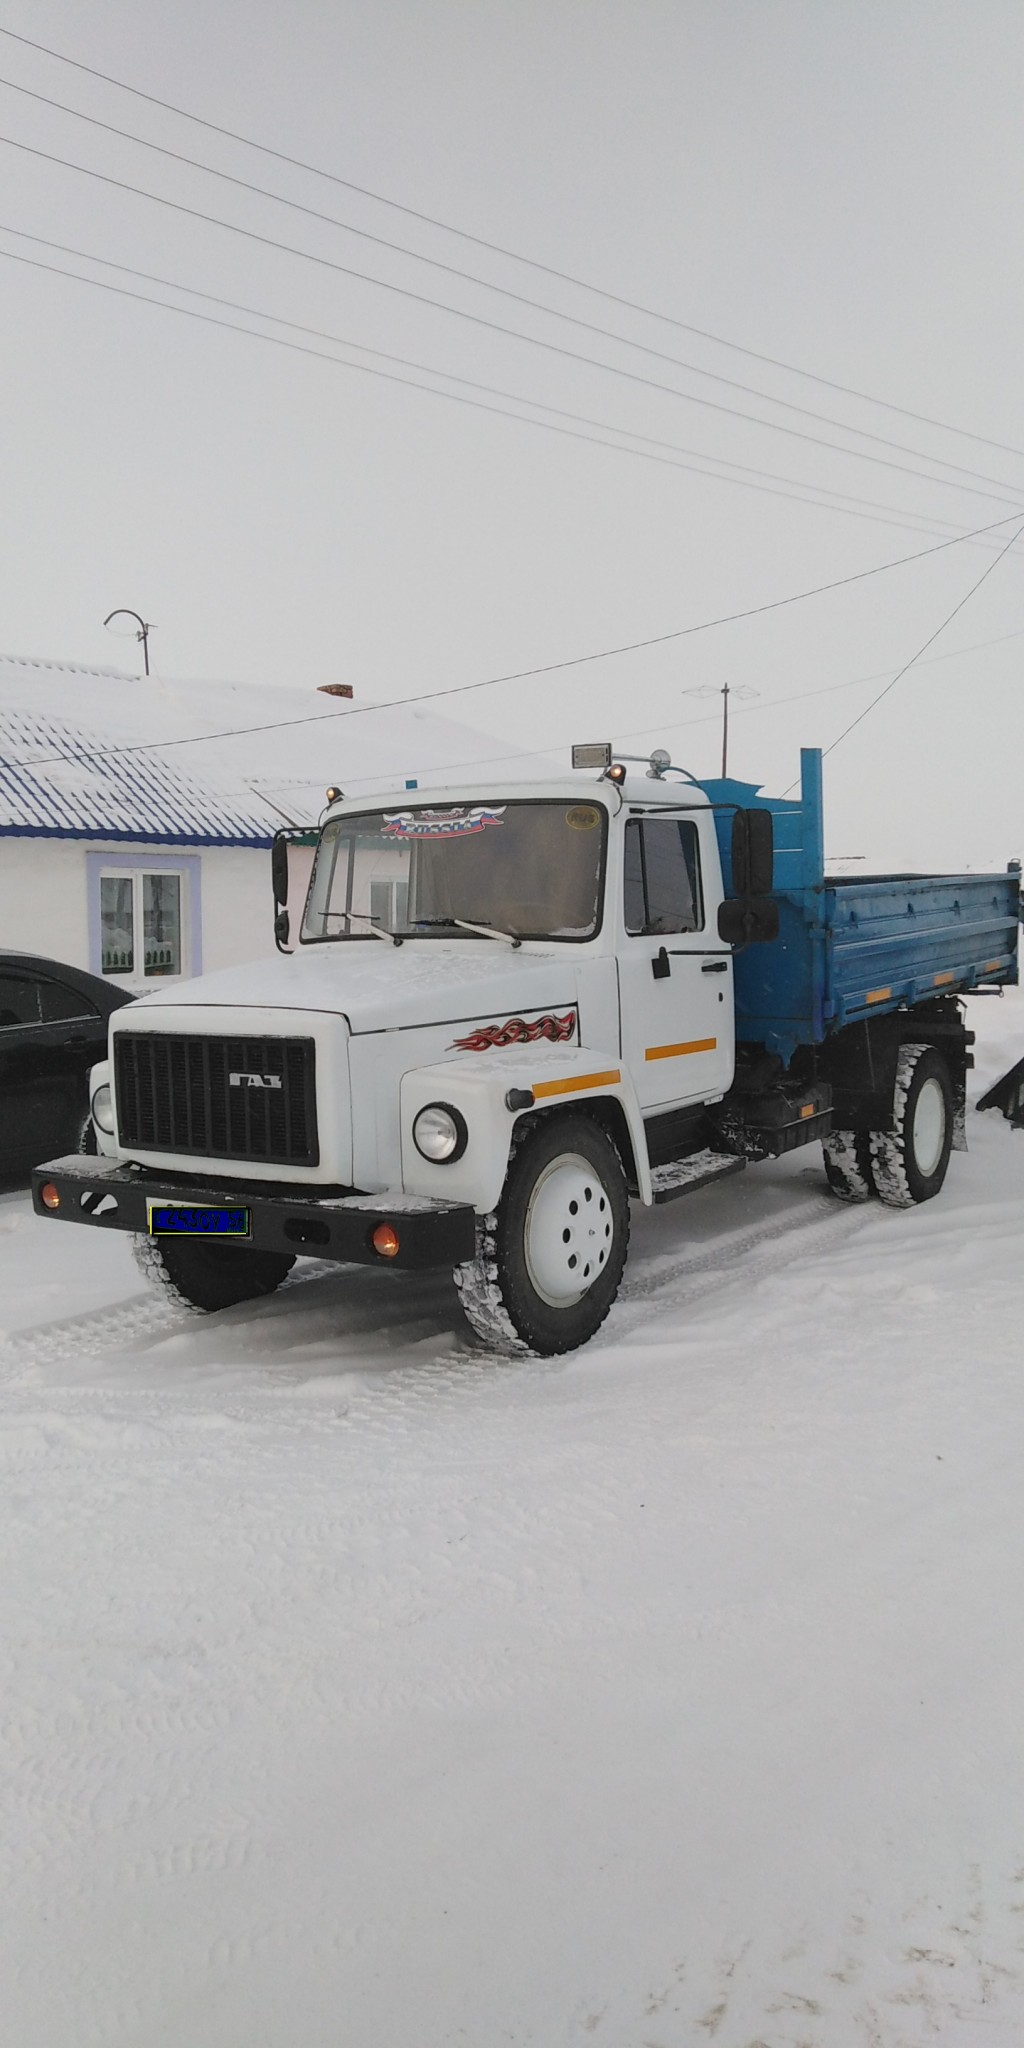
[0,952,134,1175]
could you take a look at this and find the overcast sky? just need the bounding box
[2,1,1023,866]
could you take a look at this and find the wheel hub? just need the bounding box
[523,1153,614,1307]
[912,1075,946,1177]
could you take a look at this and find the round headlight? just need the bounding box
[412,1102,468,1163]
[91,1082,115,1135]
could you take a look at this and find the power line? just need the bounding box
[8,511,1022,774]
[0,227,1001,547]
[4,130,1023,517]
[247,619,1024,791]
[2,72,1019,505]
[821,520,1024,761]
[3,19,1022,469]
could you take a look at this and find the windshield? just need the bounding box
[302,799,607,943]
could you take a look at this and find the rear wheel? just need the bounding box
[870,1043,953,1208]
[132,1233,295,1312]
[822,1128,877,1202]
[455,1115,629,1355]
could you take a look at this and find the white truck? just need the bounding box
[33,746,1019,1354]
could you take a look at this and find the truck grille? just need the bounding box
[114,1033,319,1167]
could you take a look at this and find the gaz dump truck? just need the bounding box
[33,746,1020,1355]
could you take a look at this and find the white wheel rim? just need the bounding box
[912,1076,946,1177]
[524,1153,615,1307]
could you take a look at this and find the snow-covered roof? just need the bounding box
[0,654,557,844]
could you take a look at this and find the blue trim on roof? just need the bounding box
[0,824,273,846]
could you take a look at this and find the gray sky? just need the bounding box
[2,0,1023,866]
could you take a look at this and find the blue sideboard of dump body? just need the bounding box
[699,748,1020,1068]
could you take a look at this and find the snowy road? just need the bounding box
[2,992,1024,2047]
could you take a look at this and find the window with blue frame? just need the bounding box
[100,867,183,978]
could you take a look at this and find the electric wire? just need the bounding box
[3,129,1022,515]
[820,519,1024,761]
[3,20,1022,468]
[1,71,1019,503]
[8,512,1023,775]
[0,228,1002,546]
[252,620,1024,795]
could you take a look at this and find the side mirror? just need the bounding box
[731,808,774,897]
[274,908,291,949]
[271,831,289,906]
[718,896,780,947]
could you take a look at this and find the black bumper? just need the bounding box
[31,1157,477,1271]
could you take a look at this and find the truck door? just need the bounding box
[617,813,734,1111]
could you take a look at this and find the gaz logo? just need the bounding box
[228,1072,283,1090]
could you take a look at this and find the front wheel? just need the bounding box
[870,1043,953,1208]
[455,1115,629,1355]
[132,1233,295,1312]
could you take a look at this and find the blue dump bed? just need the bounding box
[701,749,1020,1066]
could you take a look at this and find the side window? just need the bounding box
[143,873,181,977]
[37,977,97,1023]
[624,820,704,935]
[0,973,43,1028]
[101,875,135,976]
[99,869,185,979]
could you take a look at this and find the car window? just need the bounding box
[37,976,98,1023]
[0,973,43,1028]
[624,819,704,935]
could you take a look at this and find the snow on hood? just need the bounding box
[124,941,576,1034]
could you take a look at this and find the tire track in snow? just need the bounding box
[1,1186,861,1379]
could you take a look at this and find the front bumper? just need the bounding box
[31,1157,477,1271]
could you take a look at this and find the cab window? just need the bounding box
[624,819,703,935]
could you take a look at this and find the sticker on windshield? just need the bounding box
[565,805,599,831]
[382,805,506,840]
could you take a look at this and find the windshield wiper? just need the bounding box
[453,917,522,949]
[406,916,522,948]
[323,910,401,946]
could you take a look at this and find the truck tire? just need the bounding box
[454,1115,629,1356]
[870,1043,953,1208]
[132,1233,295,1312]
[822,1128,877,1202]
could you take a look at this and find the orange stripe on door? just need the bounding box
[645,1038,717,1061]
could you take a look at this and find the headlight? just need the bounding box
[412,1102,468,1163]
[91,1082,115,1135]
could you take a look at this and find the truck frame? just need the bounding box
[32,748,1020,1355]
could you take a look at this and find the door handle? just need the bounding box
[701,959,728,973]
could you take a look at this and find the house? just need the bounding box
[0,655,554,990]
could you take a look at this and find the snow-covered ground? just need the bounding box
[2,992,1024,2048]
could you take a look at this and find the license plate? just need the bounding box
[148,1202,251,1238]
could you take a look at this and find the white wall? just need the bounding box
[0,836,291,988]
[2,839,86,965]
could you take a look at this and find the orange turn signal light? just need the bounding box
[371,1222,400,1259]
[40,1182,61,1210]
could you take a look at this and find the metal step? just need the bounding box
[649,1147,746,1204]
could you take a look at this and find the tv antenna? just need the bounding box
[684,681,759,777]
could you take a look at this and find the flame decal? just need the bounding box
[451,1010,577,1053]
